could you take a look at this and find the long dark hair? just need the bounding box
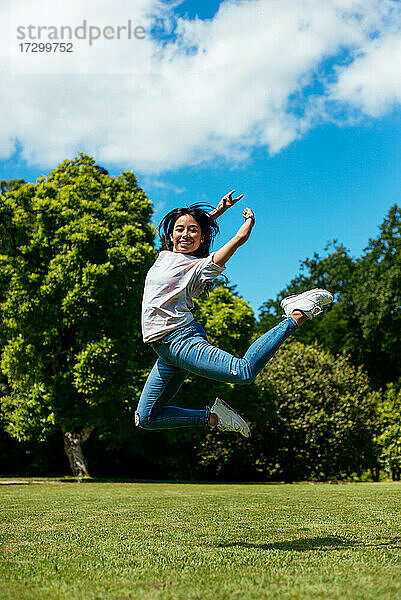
[157,204,220,258]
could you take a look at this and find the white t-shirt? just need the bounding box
[141,251,226,343]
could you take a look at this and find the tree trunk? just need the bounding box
[370,466,380,482]
[63,427,95,477]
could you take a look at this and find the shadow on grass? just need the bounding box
[365,537,401,549]
[218,536,401,551]
[218,536,355,552]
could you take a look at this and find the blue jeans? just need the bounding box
[135,317,298,430]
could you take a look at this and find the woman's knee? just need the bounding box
[229,359,255,384]
[232,369,255,384]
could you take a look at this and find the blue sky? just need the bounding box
[1,0,401,314]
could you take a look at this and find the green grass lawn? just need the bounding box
[1,480,401,600]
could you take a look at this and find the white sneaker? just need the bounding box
[208,398,251,438]
[280,288,333,319]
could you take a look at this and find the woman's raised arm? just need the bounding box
[212,208,255,267]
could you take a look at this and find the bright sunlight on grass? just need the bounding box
[1,481,401,599]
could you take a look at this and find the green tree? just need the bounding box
[192,286,272,481]
[348,205,401,386]
[0,179,26,195]
[375,383,401,480]
[0,154,156,476]
[198,340,380,482]
[257,341,380,481]
[193,284,255,355]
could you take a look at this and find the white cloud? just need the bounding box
[329,33,401,117]
[1,0,400,173]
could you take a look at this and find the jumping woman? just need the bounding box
[136,191,333,437]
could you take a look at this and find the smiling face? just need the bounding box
[170,214,205,254]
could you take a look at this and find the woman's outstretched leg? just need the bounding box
[157,289,333,385]
[159,316,297,384]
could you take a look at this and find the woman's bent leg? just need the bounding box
[135,357,210,430]
[158,317,298,384]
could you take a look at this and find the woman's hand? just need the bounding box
[209,190,244,221]
[243,207,255,223]
[217,189,244,212]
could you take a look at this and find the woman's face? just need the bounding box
[170,214,204,254]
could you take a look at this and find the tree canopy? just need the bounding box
[0,154,156,475]
[198,340,380,482]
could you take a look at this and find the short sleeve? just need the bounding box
[191,253,226,297]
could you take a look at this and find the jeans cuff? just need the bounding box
[288,315,299,329]
[204,409,211,427]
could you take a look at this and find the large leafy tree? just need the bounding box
[199,341,380,481]
[258,341,380,481]
[192,286,275,482]
[191,284,262,479]
[0,154,156,476]
[349,205,401,385]
[199,340,379,482]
